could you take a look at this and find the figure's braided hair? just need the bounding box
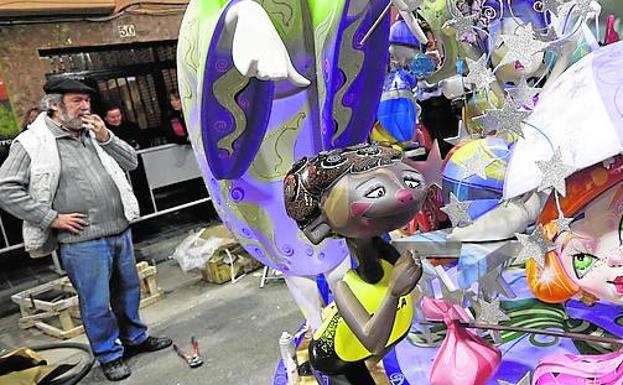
[283,143,403,229]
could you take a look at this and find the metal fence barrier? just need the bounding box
[0,144,211,273]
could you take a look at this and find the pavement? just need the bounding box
[0,216,302,385]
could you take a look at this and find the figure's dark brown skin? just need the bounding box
[334,250,421,355]
[284,146,429,381]
[320,164,425,356]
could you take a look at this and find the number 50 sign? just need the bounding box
[118,25,136,38]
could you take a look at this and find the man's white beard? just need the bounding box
[61,109,88,130]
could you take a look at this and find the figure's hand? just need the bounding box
[226,1,310,87]
[51,213,89,234]
[389,251,422,297]
[82,114,110,142]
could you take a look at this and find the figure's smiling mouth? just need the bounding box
[607,276,623,294]
[363,209,414,221]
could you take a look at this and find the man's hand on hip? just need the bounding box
[52,213,89,234]
[82,114,111,142]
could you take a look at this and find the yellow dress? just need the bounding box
[311,259,413,368]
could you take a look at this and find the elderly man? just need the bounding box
[0,79,171,381]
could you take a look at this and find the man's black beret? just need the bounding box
[43,78,96,95]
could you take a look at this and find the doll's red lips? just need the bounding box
[607,276,623,294]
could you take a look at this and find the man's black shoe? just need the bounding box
[125,336,173,357]
[101,358,131,382]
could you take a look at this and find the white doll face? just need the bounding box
[559,185,623,304]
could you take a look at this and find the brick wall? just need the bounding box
[0,11,184,135]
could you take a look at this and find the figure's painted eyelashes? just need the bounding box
[404,176,421,189]
[365,186,386,199]
[573,253,598,280]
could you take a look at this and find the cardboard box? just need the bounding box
[201,244,263,284]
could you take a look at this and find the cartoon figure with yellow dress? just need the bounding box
[283,144,426,384]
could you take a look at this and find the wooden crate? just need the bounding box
[11,262,164,339]
[11,279,82,340]
[136,261,165,308]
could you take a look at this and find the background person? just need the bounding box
[165,90,189,144]
[103,104,143,149]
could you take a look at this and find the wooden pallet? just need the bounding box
[11,278,83,339]
[11,262,164,339]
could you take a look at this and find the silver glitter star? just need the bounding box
[462,150,494,180]
[465,55,496,91]
[443,288,466,306]
[553,214,574,234]
[536,147,575,197]
[499,24,549,68]
[479,268,517,301]
[572,0,593,19]
[445,13,477,41]
[475,298,510,325]
[441,193,472,227]
[473,98,529,137]
[515,226,552,268]
[507,77,541,107]
[541,0,567,16]
[498,372,532,385]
